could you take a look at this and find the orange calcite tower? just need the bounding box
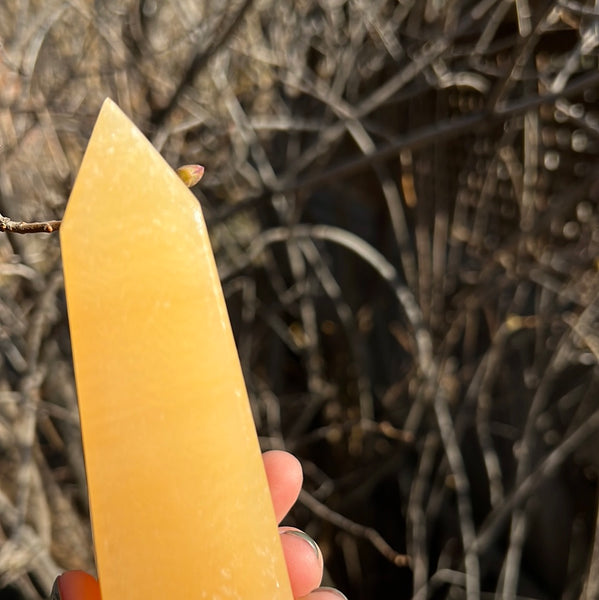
[60,99,292,600]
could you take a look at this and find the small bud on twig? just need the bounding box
[176,164,205,188]
[0,215,61,234]
[0,163,205,235]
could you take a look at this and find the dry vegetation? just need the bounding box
[1,0,599,598]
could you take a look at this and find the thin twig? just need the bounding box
[474,408,599,556]
[0,215,61,234]
[299,489,410,568]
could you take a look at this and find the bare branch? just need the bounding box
[0,215,61,234]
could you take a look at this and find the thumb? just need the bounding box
[51,572,101,600]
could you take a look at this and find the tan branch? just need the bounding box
[0,215,61,234]
[0,164,204,235]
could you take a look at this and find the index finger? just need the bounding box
[263,450,303,523]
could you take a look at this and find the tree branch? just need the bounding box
[0,215,61,234]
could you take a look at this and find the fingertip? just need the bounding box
[280,528,323,598]
[300,587,349,600]
[263,450,303,522]
[263,450,302,484]
[54,571,101,600]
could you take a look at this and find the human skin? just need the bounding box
[51,451,346,600]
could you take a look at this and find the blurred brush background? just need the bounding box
[2,1,599,598]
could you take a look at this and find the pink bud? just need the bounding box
[176,164,205,187]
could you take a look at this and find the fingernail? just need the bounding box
[311,587,349,600]
[54,571,101,600]
[281,528,321,560]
